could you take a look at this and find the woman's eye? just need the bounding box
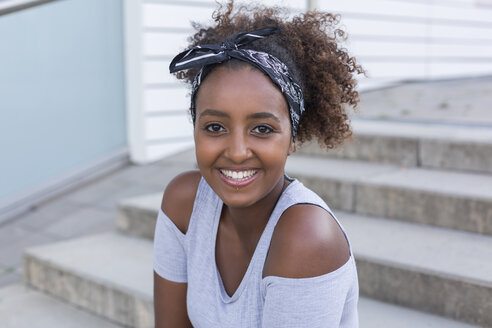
[252,125,273,134]
[205,123,225,133]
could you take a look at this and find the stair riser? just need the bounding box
[298,138,492,174]
[291,175,355,212]
[116,206,157,240]
[291,174,492,236]
[355,184,492,235]
[421,140,492,174]
[357,258,492,327]
[23,255,153,328]
[298,137,418,167]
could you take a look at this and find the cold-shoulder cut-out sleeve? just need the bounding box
[261,256,359,328]
[153,208,188,283]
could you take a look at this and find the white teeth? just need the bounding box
[220,169,257,180]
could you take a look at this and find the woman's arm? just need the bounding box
[263,204,350,279]
[154,171,201,328]
[154,273,193,328]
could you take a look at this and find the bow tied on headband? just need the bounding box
[221,41,238,50]
[169,26,305,139]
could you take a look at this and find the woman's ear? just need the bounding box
[287,139,295,156]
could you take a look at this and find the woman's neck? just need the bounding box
[221,175,289,253]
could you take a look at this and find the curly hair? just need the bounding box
[174,1,364,149]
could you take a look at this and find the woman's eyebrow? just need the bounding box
[199,109,229,118]
[247,112,281,123]
[198,110,281,123]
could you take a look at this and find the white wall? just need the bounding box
[125,0,492,164]
[318,0,492,89]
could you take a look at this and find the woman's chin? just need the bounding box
[218,192,259,209]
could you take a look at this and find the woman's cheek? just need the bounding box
[195,135,223,163]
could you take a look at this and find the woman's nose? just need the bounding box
[225,131,252,163]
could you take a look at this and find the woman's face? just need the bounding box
[194,64,294,208]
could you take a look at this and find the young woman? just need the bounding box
[153,2,363,327]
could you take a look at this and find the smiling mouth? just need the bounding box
[219,169,258,187]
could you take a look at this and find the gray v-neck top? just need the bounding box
[153,177,359,327]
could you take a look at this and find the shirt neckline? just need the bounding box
[211,178,299,303]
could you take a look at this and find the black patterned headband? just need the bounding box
[169,26,305,139]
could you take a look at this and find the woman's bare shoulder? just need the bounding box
[161,170,202,234]
[263,204,350,279]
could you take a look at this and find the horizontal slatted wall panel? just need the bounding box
[428,0,492,78]
[141,1,214,161]
[318,0,492,90]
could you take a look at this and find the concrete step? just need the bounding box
[0,284,123,328]
[337,211,492,327]
[23,233,154,328]
[297,119,492,174]
[21,230,485,327]
[116,193,161,240]
[286,154,492,235]
[358,298,479,328]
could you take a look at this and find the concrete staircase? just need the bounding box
[15,119,492,327]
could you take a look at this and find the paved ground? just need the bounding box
[0,76,491,288]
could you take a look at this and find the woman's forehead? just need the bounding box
[195,65,290,119]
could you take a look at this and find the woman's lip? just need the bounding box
[218,169,259,188]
